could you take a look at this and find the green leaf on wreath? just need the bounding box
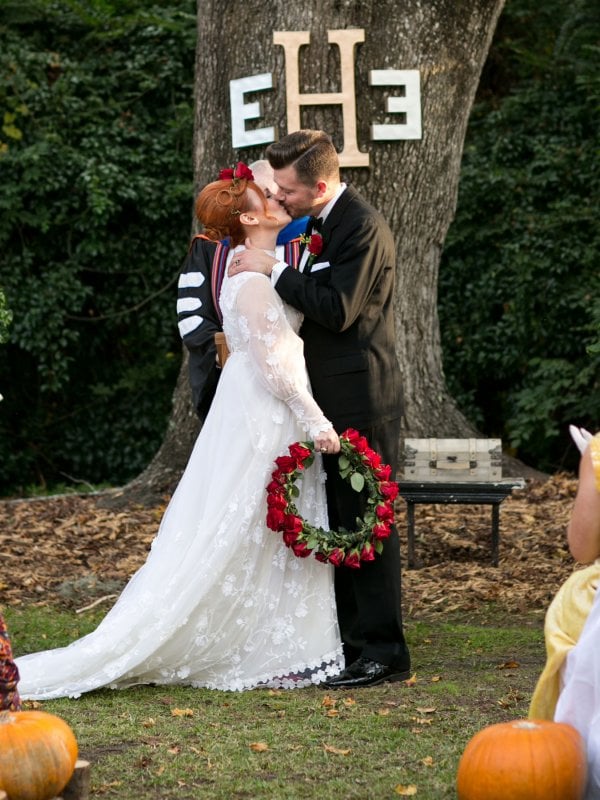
[338,455,350,470]
[350,472,365,492]
[291,485,300,497]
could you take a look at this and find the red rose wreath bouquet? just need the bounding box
[266,428,399,568]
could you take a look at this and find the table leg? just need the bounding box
[406,501,416,568]
[491,503,500,566]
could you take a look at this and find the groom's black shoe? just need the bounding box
[324,656,411,689]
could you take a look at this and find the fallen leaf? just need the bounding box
[404,673,418,686]
[141,717,156,728]
[377,708,391,716]
[171,707,194,717]
[249,742,269,752]
[322,695,337,708]
[325,709,340,717]
[342,697,356,707]
[395,784,418,795]
[497,660,520,670]
[415,707,436,714]
[323,744,351,756]
[430,676,441,682]
[420,756,434,767]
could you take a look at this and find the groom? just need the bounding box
[230,129,411,688]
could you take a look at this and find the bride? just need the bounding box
[15,163,344,697]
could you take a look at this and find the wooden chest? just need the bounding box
[400,438,503,482]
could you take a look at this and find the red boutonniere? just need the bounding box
[300,232,324,269]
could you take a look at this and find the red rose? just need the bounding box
[292,540,313,558]
[266,507,286,531]
[275,455,298,473]
[372,521,391,540]
[376,503,394,523]
[343,549,362,569]
[327,548,345,567]
[282,514,303,535]
[267,492,287,510]
[234,161,254,181]
[354,436,369,454]
[289,442,312,463]
[283,529,301,546]
[308,233,323,256]
[374,464,392,481]
[341,428,361,444]
[379,481,399,501]
[363,448,382,469]
[360,542,376,562]
[315,552,328,563]
[267,478,284,492]
[218,168,234,180]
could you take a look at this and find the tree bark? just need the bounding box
[116,0,512,503]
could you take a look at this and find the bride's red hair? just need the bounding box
[195,179,268,246]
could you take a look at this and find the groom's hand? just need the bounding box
[228,239,277,277]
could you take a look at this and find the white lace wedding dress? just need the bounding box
[16,247,344,698]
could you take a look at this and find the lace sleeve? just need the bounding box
[233,274,333,439]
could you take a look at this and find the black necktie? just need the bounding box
[307,216,322,234]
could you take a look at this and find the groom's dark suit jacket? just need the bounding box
[274,184,403,432]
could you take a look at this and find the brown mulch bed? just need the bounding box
[0,474,579,621]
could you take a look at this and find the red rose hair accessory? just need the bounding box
[218,161,254,182]
[266,429,398,568]
[216,162,255,216]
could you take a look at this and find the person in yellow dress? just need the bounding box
[530,428,600,798]
[530,429,600,719]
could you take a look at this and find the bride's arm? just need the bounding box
[233,274,337,443]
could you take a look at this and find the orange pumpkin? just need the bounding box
[0,710,78,800]
[457,718,587,800]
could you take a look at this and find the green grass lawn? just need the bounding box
[4,606,546,799]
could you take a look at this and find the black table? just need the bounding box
[399,479,525,568]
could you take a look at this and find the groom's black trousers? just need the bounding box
[322,416,410,670]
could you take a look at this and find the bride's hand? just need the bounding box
[228,239,276,277]
[314,429,340,455]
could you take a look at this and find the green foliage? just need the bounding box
[0,287,12,345]
[0,0,196,493]
[440,0,600,472]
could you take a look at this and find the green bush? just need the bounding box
[0,0,195,493]
[439,0,600,472]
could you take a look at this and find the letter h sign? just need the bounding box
[229,29,422,168]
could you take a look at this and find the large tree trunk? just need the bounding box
[116,0,510,503]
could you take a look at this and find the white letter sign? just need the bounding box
[230,73,275,148]
[369,70,422,140]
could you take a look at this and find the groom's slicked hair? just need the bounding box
[267,130,339,186]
